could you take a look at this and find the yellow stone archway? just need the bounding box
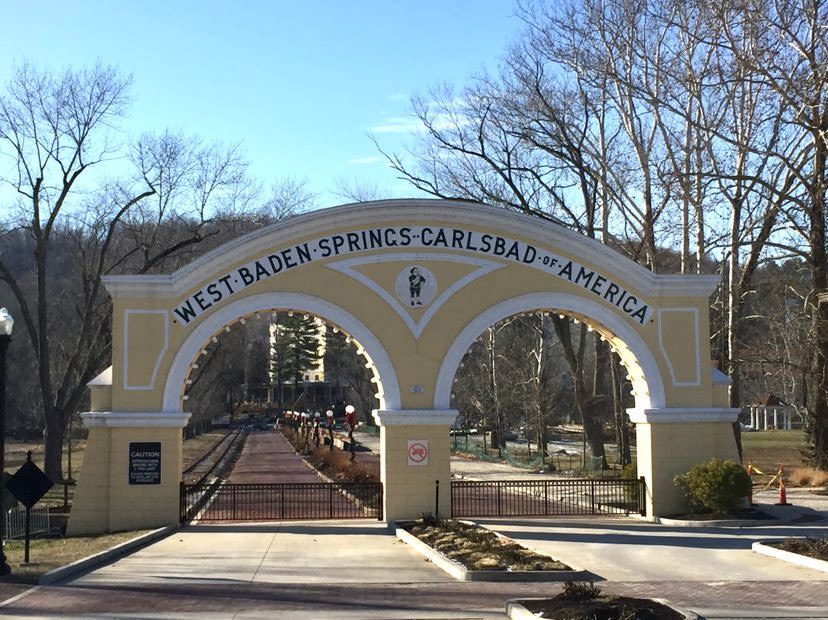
[68,199,739,534]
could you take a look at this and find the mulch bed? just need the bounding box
[521,594,683,619]
[400,517,569,571]
[773,537,828,561]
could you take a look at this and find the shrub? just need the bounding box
[789,468,828,488]
[559,580,602,600]
[620,462,638,503]
[674,458,752,514]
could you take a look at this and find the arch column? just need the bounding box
[372,409,457,522]
[67,410,188,535]
[629,408,741,516]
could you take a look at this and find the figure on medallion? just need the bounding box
[408,267,426,306]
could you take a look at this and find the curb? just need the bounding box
[37,526,176,585]
[657,515,782,527]
[752,540,828,573]
[505,597,698,619]
[394,523,590,582]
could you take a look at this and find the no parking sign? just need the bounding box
[407,440,429,466]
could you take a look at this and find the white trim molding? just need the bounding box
[123,310,169,391]
[657,308,701,387]
[87,366,113,387]
[162,293,401,412]
[711,367,733,385]
[372,409,459,426]
[327,252,504,338]
[81,411,191,428]
[434,293,666,410]
[626,407,741,424]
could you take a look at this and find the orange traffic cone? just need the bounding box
[775,465,791,506]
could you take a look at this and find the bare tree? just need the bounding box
[0,64,256,479]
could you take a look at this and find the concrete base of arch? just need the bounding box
[373,409,457,522]
[629,407,742,517]
[67,411,188,536]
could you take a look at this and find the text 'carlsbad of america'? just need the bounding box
[172,226,653,326]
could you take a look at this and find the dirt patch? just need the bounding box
[401,517,569,571]
[773,537,828,562]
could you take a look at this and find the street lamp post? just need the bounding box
[0,308,14,576]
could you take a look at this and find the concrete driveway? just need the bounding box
[0,520,521,619]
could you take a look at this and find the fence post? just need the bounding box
[544,481,549,516]
[434,480,440,518]
[232,485,237,520]
[179,482,185,523]
[497,481,502,516]
[590,479,596,514]
[280,486,285,519]
[329,484,334,519]
[639,476,647,516]
[378,483,384,521]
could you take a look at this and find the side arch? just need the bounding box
[433,292,666,411]
[162,292,402,412]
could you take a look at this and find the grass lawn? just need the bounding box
[741,429,806,483]
[2,530,153,584]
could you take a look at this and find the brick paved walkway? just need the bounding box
[190,431,380,521]
[226,431,321,484]
[4,575,828,617]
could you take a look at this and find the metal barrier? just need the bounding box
[450,477,646,517]
[6,506,51,539]
[181,481,383,522]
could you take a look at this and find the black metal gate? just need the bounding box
[181,481,383,522]
[451,478,646,518]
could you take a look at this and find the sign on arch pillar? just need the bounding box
[373,409,457,521]
[67,410,188,536]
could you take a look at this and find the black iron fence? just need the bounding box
[450,477,646,518]
[181,481,383,522]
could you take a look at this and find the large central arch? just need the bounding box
[68,199,739,534]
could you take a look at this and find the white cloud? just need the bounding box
[370,112,470,135]
[370,116,426,134]
[345,156,383,165]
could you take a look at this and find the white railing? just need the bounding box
[5,506,51,539]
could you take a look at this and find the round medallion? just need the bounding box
[395,265,437,309]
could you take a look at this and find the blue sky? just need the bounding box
[0,1,523,207]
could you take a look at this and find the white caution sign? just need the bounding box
[407,440,429,466]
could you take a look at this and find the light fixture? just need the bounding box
[0,308,14,575]
[0,308,12,336]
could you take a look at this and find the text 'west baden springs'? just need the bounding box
[172,226,653,326]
